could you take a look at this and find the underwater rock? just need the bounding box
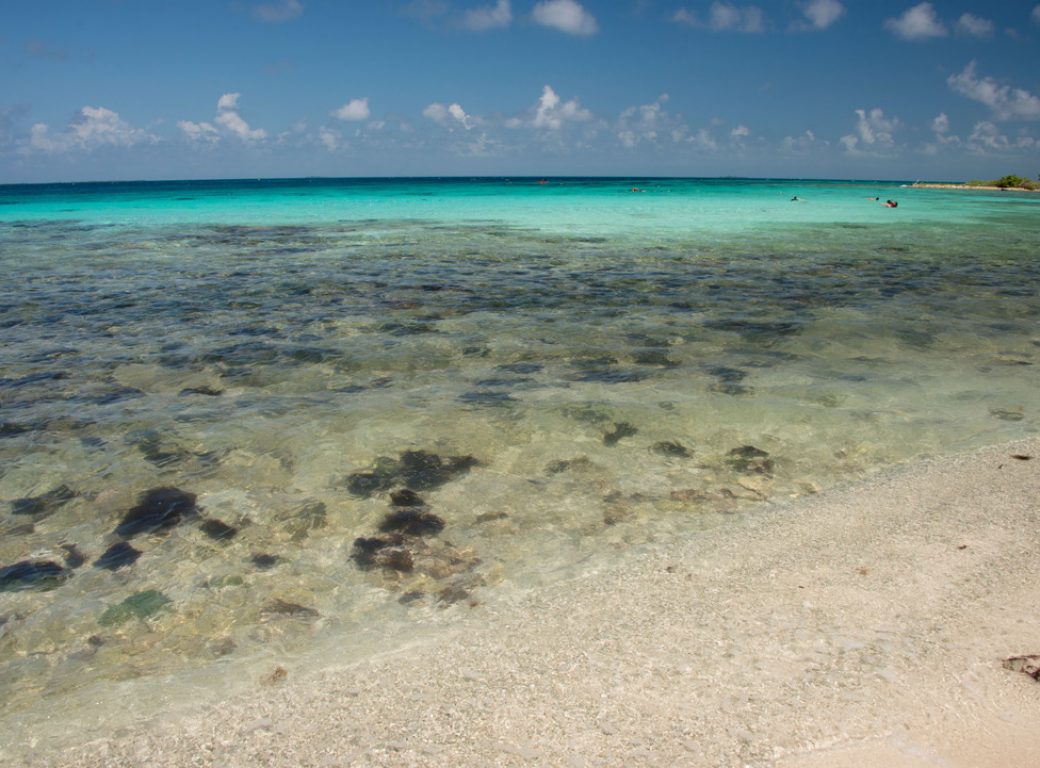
[390,489,425,507]
[546,456,594,475]
[346,450,479,498]
[11,484,77,518]
[115,487,199,538]
[1003,655,1040,682]
[283,501,327,543]
[706,365,750,395]
[251,553,279,570]
[496,362,543,374]
[379,509,445,536]
[633,351,679,367]
[60,543,86,569]
[260,599,320,622]
[98,590,171,627]
[651,441,692,458]
[603,422,638,446]
[671,488,737,504]
[94,541,142,570]
[199,519,238,541]
[179,386,224,397]
[351,536,414,572]
[0,423,30,438]
[726,445,774,476]
[0,560,70,592]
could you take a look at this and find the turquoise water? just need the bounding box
[1,178,1039,756]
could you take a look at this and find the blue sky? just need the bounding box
[2,1,1039,182]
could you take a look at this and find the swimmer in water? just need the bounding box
[884,199,898,208]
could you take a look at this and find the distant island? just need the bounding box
[912,174,1040,192]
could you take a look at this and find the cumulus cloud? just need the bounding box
[532,0,599,36]
[840,107,899,153]
[215,93,267,140]
[531,84,592,129]
[923,112,959,153]
[318,127,340,151]
[332,98,371,121]
[948,61,1040,121]
[22,106,157,154]
[797,0,844,30]
[731,124,750,138]
[781,129,819,152]
[423,102,475,129]
[968,121,1037,152]
[885,3,947,40]
[463,0,512,30]
[252,0,303,22]
[616,94,678,147]
[177,120,220,144]
[955,13,993,38]
[674,3,765,33]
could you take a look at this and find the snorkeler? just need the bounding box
[884,199,898,208]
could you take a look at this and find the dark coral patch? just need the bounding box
[726,445,774,475]
[11,484,77,518]
[0,560,69,592]
[351,536,414,572]
[115,487,199,538]
[347,450,479,498]
[603,422,638,446]
[94,541,141,570]
[200,519,238,541]
[379,509,445,537]
[390,489,425,507]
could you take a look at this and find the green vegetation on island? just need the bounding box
[966,174,1039,190]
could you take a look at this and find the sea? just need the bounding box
[1,177,1038,757]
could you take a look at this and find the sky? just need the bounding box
[1,0,1039,183]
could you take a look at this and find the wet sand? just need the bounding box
[30,438,1040,767]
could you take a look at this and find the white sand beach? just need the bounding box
[31,438,1040,767]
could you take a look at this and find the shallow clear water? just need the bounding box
[1,178,1038,755]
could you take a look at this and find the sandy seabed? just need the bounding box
[25,438,1040,768]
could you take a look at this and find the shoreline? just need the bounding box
[910,182,1040,192]
[26,437,1040,767]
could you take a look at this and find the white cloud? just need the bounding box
[955,13,993,38]
[781,129,819,152]
[177,120,220,144]
[674,3,764,33]
[252,0,303,22]
[532,85,591,129]
[948,61,1040,121]
[840,107,899,153]
[1033,5,1040,25]
[885,3,947,40]
[968,121,1037,152]
[215,93,267,141]
[22,106,157,154]
[731,124,750,138]
[532,0,599,36]
[332,98,371,122]
[463,0,512,31]
[798,0,844,30]
[616,94,679,147]
[709,2,765,33]
[318,127,340,151]
[924,112,959,153]
[673,8,698,26]
[423,102,475,129]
